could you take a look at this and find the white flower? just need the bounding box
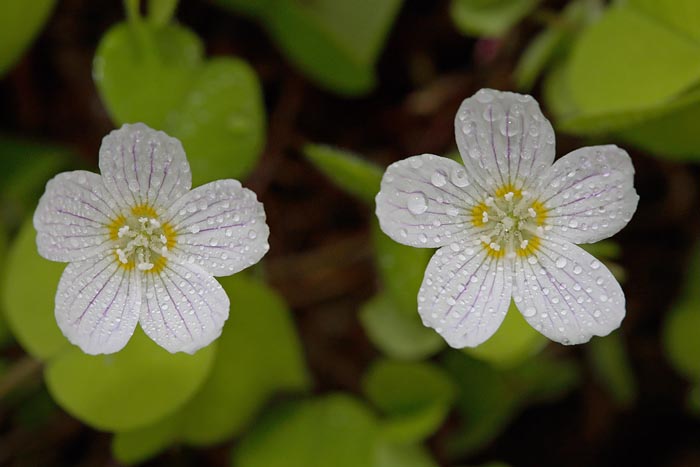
[33,123,270,355]
[375,89,638,347]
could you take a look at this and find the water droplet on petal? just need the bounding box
[407,192,428,215]
[431,171,447,187]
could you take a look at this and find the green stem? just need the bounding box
[123,0,159,65]
[147,0,180,27]
[0,356,42,400]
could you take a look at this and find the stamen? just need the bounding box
[116,248,128,264]
[474,184,548,258]
[109,213,176,273]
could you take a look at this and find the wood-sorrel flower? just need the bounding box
[375,89,638,347]
[34,123,269,354]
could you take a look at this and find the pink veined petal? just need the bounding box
[98,123,192,212]
[375,154,483,248]
[34,170,119,263]
[164,179,269,277]
[418,240,513,348]
[55,254,141,355]
[536,145,639,244]
[454,88,556,194]
[139,261,229,354]
[512,237,625,345]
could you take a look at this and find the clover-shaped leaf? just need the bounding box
[463,302,546,368]
[45,328,216,432]
[3,220,68,360]
[362,359,456,443]
[233,395,379,467]
[303,144,382,204]
[112,275,309,463]
[0,0,56,76]
[216,0,403,95]
[451,0,540,37]
[94,20,265,184]
[360,294,445,361]
[4,221,218,432]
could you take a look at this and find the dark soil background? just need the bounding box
[1,1,700,466]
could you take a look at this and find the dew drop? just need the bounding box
[451,168,470,187]
[407,192,428,215]
[431,171,447,187]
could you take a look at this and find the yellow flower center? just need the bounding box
[471,185,547,258]
[108,204,177,274]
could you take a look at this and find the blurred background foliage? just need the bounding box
[0,0,698,466]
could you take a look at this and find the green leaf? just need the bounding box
[2,220,68,360]
[233,394,379,467]
[450,0,540,37]
[45,328,215,431]
[442,351,579,457]
[177,274,309,445]
[372,221,431,315]
[617,100,700,160]
[664,299,700,381]
[663,245,700,380]
[687,382,700,415]
[515,26,567,91]
[111,275,309,462]
[464,302,546,368]
[442,352,518,456]
[360,293,445,360]
[587,332,637,408]
[375,442,439,467]
[363,359,455,443]
[515,0,595,91]
[167,58,266,185]
[93,22,204,128]
[262,0,403,95]
[568,5,700,118]
[112,416,180,465]
[0,0,56,76]
[303,144,382,204]
[94,21,266,183]
[0,137,75,227]
[628,0,700,43]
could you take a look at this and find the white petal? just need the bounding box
[99,123,192,212]
[512,238,625,345]
[375,154,482,248]
[418,241,513,348]
[164,179,269,276]
[34,171,118,262]
[454,88,555,193]
[55,254,141,355]
[536,145,638,244]
[139,262,229,354]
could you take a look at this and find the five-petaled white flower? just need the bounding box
[375,89,638,347]
[34,123,270,355]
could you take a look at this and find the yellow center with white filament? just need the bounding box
[471,184,547,258]
[108,204,177,274]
